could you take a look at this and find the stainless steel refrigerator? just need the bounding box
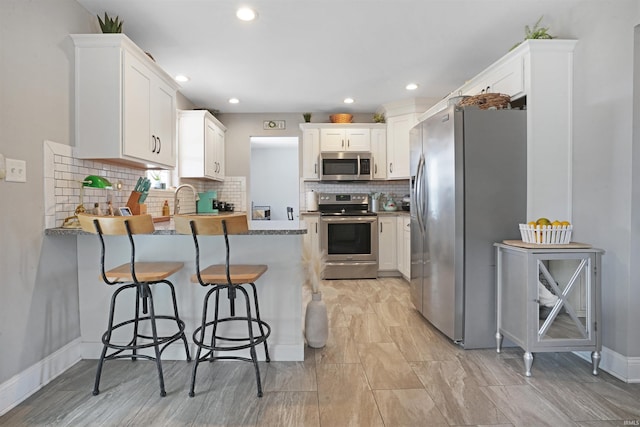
[409,104,526,349]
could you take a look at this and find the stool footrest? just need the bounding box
[192,317,271,352]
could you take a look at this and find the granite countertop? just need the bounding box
[45,216,308,236]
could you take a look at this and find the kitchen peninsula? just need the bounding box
[46,216,307,362]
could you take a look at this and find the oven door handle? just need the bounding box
[320,216,378,224]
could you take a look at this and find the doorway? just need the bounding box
[250,136,299,221]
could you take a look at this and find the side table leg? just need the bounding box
[523,351,534,377]
[591,350,601,376]
[496,332,503,353]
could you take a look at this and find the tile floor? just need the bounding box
[1,277,639,426]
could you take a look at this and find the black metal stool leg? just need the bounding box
[239,286,263,397]
[163,280,191,361]
[248,282,270,363]
[131,285,142,361]
[190,285,216,397]
[209,287,222,362]
[94,284,128,395]
[143,283,167,397]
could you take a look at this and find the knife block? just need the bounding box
[126,191,147,215]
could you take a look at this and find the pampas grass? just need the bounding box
[301,239,326,293]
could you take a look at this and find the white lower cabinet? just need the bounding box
[301,214,320,252]
[397,216,410,279]
[378,216,397,271]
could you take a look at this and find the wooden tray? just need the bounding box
[502,240,592,249]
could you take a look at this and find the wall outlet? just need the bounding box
[6,158,26,182]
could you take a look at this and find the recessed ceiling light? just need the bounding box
[175,75,190,83]
[236,7,257,21]
[343,98,355,104]
[228,98,240,104]
[406,83,419,90]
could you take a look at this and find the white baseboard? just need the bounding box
[0,338,82,416]
[574,346,640,383]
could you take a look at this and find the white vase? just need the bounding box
[305,292,328,348]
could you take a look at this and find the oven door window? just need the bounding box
[326,222,372,255]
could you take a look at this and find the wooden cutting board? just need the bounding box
[502,240,592,249]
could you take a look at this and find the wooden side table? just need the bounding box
[495,241,603,377]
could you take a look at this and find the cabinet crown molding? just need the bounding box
[70,33,180,91]
[299,123,386,130]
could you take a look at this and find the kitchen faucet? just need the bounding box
[174,184,200,215]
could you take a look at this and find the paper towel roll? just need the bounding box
[306,191,318,211]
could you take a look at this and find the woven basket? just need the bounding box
[458,93,511,110]
[330,114,353,123]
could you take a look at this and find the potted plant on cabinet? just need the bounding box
[97,13,123,33]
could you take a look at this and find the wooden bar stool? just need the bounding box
[78,213,191,397]
[175,213,271,397]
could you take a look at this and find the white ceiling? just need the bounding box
[76,0,584,114]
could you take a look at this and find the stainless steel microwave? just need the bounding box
[320,152,372,181]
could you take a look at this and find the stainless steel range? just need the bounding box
[318,193,378,279]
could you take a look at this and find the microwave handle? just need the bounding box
[357,154,361,177]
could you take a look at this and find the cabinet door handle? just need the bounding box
[151,135,157,153]
[389,162,393,173]
[486,85,491,93]
[342,139,345,148]
[314,163,317,174]
[315,223,318,233]
[347,139,350,148]
[156,137,161,154]
[380,223,383,233]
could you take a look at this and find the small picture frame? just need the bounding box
[118,206,132,216]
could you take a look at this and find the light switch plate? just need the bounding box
[6,158,26,182]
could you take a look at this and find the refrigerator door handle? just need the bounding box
[416,154,426,233]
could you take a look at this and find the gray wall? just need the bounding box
[0,0,639,389]
[568,1,640,358]
[0,0,94,385]
[0,0,196,386]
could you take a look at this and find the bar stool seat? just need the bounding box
[193,264,268,285]
[78,213,191,397]
[175,213,271,398]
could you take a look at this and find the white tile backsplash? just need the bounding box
[44,140,247,227]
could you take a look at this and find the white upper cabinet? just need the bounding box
[301,127,321,180]
[370,127,387,179]
[178,110,226,181]
[421,40,578,221]
[320,128,370,152]
[71,34,180,169]
[460,55,524,99]
[300,123,385,180]
[386,113,418,179]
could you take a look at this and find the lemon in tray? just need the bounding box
[536,217,551,226]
